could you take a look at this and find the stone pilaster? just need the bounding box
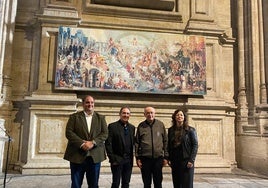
[236,0,249,134]
[257,0,267,104]
[0,0,18,173]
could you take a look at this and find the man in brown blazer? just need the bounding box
[64,95,108,188]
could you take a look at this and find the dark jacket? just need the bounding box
[168,125,198,163]
[105,120,135,164]
[64,111,108,164]
[135,119,168,159]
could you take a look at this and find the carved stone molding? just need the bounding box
[46,0,77,7]
[242,126,259,134]
[184,0,228,38]
[185,20,224,36]
[92,0,174,11]
[36,5,80,26]
[82,3,182,23]
[219,33,236,46]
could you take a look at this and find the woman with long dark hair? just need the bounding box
[167,109,198,188]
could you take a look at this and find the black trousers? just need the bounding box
[140,157,163,188]
[171,160,194,188]
[111,158,132,188]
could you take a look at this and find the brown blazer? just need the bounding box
[64,111,108,164]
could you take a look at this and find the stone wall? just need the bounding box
[234,0,268,176]
[0,0,266,176]
[8,0,237,174]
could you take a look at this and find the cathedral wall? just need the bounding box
[236,136,268,176]
[233,0,268,177]
[6,0,238,174]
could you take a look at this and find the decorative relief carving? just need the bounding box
[38,119,66,154]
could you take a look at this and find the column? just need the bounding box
[236,0,248,134]
[0,0,18,172]
[257,0,267,104]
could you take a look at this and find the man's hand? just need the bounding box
[187,161,193,168]
[81,140,94,151]
[136,159,142,168]
[162,159,168,166]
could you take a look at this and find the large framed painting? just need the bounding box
[55,26,206,95]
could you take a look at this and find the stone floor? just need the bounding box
[0,169,267,188]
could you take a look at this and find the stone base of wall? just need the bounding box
[236,136,268,176]
[15,163,233,175]
[11,94,236,175]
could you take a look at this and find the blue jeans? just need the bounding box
[70,157,101,188]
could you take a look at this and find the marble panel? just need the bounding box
[193,118,222,156]
[38,119,65,154]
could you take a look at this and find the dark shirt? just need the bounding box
[121,122,132,158]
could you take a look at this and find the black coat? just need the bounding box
[168,125,198,163]
[105,120,135,164]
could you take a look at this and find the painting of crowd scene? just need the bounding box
[55,27,206,95]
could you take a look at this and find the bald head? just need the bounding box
[144,106,155,123]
